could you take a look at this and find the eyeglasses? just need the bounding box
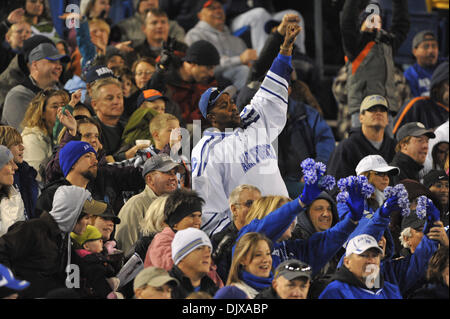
[235,199,254,208]
[373,171,388,177]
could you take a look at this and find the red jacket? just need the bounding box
[166,71,217,124]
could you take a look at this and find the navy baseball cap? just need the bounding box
[198,85,237,118]
[84,65,115,83]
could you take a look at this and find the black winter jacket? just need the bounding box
[390,152,423,185]
[211,222,240,283]
[36,162,144,216]
[0,212,82,298]
[327,128,396,180]
[169,265,219,299]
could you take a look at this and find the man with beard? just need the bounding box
[423,170,449,226]
[147,39,221,127]
[191,24,301,236]
[35,140,144,216]
[404,30,446,98]
[1,41,69,131]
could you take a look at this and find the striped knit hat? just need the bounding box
[171,228,212,265]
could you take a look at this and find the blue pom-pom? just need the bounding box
[319,175,336,191]
[315,162,327,176]
[301,158,330,187]
[336,191,349,203]
[301,158,315,172]
[416,196,430,220]
[384,183,410,216]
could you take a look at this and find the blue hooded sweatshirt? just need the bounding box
[319,264,402,299]
[337,205,439,296]
[235,198,358,277]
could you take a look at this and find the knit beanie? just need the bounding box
[183,40,220,66]
[171,228,212,265]
[70,225,103,247]
[59,141,96,177]
[166,201,203,228]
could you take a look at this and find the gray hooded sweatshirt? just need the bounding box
[48,185,91,284]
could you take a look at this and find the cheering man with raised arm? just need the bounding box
[191,23,301,236]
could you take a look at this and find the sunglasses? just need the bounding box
[283,263,311,272]
[373,171,389,177]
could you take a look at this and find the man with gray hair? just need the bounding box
[90,77,146,161]
[211,184,261,282]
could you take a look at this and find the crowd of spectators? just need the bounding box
[0,0,448,300]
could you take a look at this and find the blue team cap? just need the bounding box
[198,85,237,119]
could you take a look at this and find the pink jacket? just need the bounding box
[144,227,224,288]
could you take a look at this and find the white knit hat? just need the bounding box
[171,228,212,265]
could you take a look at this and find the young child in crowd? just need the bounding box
[71,225,123,299]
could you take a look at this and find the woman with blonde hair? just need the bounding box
[215,232,273,299]
[230,182,365,291]
[129,195,171,260]
[21,89,69,182]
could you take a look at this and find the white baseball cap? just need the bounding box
[355,155,400,176]
[345,234,384,257]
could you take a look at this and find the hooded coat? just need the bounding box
[0,186,90,298]
[235,198,358,277]
[290,192,345,297]
[319,265,402,299]
[336,207,439,297]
